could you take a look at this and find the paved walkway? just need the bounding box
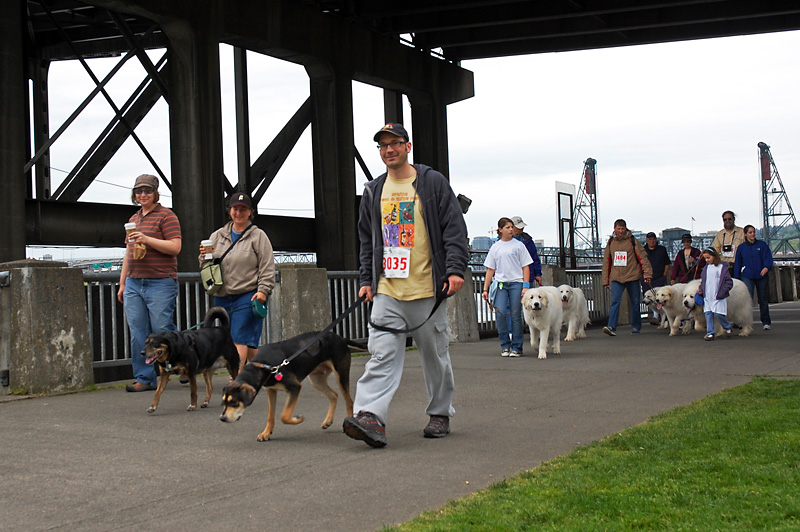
[2,302,800,532]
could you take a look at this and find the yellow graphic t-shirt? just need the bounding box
[377,175,434,301]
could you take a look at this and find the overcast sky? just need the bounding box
[30,29,800,260]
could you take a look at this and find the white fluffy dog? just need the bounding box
[680,280,707,333]
[522,286,563,359]
[683,278,753,336]
[642,286,668,329]
[654,283,691,336]
[557,284,590,341]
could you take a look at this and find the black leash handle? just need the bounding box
[367,280,449,335]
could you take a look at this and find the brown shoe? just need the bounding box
[126,382,156,392]
[423,415,450,438]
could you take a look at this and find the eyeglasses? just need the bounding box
[134,188,154,195]
[722,217,733,221]
[377,140,407,151]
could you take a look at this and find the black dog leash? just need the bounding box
[367,280,450,335]
[249,295,367,381]
[247,281,450,382]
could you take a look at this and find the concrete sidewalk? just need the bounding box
[2,302,799,532]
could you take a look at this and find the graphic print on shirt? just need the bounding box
[382,199,415,248]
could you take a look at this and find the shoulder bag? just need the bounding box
[200,224,254,295]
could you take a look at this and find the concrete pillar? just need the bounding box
[542,265,566,287]
[268,265,332,342]
[768,268,783,303]
[447,269,480,343]
[0,260,93,395]
[0,2,28,263]
[779,266,797,302]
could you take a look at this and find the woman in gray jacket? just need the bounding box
[200,193,275,369]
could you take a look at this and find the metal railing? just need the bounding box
[82,268,619,379]
[84,272,216,368]
[326,271,369,341]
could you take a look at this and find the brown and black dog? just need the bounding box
[220,331,361,441]
[142,306,239,413]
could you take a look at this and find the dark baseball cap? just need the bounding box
[646,232,657,238]
[681,233,692,241]
[373,123,409,142]
[229,192,252,209]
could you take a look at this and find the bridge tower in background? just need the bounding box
[759,142,800,255]
[573,158,601,259]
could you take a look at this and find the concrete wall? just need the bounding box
[268,265,332,342]
[447,269,480,343]
[0,260,94,395]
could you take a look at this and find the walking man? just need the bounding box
[602,219,652,336]
[711,210,744,274]
[510,216,543,286]
[642,232,670,325]
[343,123,469,448]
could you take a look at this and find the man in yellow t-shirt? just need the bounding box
[343,123,469,448]
[711,210,744,273]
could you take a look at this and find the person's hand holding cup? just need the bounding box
[124,223,136,242]
[201,239,214,260]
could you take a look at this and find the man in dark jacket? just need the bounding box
[510,216,543,286]
[642,232,670,325]
[343,123,469,448]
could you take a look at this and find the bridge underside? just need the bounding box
[2,0,799,270]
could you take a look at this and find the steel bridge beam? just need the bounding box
[4,0,474,269]
[1,0,28,262]
[24,200,316,252]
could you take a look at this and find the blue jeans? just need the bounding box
[608,280,642,331]
[495,282,524,352]
[123,277,178,386]
[740,276,771,326]
[705,311,732,335]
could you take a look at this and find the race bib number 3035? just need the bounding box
[383,247,411,278]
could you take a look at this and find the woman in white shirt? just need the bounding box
[482,217,532,357]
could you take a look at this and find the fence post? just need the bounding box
[1,260,94,394]
[446,269,480,342]
[271,264,331,341]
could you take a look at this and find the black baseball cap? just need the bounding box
[681,233,692,242]
[373,123,409,142]
[646,232,657,238]
[228,192,252,209]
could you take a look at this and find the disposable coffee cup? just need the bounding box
[124,223,136,242]
[201,239,214,260]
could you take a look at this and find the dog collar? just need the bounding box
[248,361,284,382]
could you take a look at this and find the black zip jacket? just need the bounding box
[358,164,469,298]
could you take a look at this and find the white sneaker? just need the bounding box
[508,350,522,358]
[501,348,511,357]
[763,324,771,330]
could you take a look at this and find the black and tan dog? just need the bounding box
[142,306,239,413]
[220,331,360,441]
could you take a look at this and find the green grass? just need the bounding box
[386,377,800,531]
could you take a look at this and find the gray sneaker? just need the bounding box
[500,348,511,357]
[423,415,450,438]
[343,411,387,448]
[508,350,522,357]
[603,326,616,336]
